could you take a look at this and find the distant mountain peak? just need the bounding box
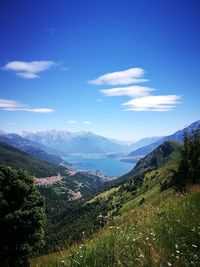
[128,119,200,159]
[20,130,124,154]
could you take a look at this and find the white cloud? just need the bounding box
[0,99,24,108]
[3,108,54,113]
[0,98,54,113]
[123,95,181,111]
[100,86,154,98]
[88,68,147,86]
[3,60,56,79]
[68,120,77,124]
[24,108,54,113]
[82,121,92,125]
[90,67,181,112]
[17,72,39,79]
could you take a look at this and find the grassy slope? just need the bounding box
[32,184,200,267]
[31,140,200,267]
[119,140,182,182]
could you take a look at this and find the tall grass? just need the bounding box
[32,187,200,267]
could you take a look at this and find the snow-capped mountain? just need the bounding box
[21,130,125,154]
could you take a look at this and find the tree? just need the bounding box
[189,128,200,184]
[0,165,46,267]
[173,128,200,192]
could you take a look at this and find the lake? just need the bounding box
[65,155,134,177]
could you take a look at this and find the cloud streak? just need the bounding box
[67,120,92,125]
[90,67,181,112]
[68,120,77,124]
[88,68,147,86]
[100,86,154,98]
[82,121,92,125]
[3,60,56,79]
[123,95,181,111]
[0,99,54,113]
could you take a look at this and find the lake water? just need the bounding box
[65,155,134,177]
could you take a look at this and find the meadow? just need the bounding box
[32,186,200,267]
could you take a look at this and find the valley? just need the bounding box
[0,121,200,267]
[31,127,200,266]
[64,154,134,177]
[1,121,200,267]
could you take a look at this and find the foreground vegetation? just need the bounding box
[32,186,200,267]
[0,165,45,267]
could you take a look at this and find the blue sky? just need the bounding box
[0,0,200,140]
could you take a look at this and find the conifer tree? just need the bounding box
[174,127,200,192]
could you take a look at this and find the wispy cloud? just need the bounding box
[82,121,92,125]
[90,67,181,112]
[67,120,92,125]
[68,120,77,124]
[4,108,54,113]
[3,60,56,79]
[0,99,54,113]
[100,86,154,98]
[123,95,181,111]
[0,99,24,108]
[88,68,147,86]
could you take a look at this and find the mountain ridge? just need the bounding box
[128,120,200,158]
[21,130,125,154]
[0,141,68,177]
[0,131,66,165]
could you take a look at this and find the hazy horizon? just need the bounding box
[1,119,198,142]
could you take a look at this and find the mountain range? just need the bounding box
[20,130,126,154]
[0,131,66,165]
[128,120,200,159]
[0,141,67,177]
[1,121,199,162]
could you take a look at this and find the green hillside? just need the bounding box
[0,141,106,202]
[32,137,200,267]
[120,140,182,182]
[33,186,200,267]
[0,141,68,177]
[32,140,183,257]
[31,135,200,267]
